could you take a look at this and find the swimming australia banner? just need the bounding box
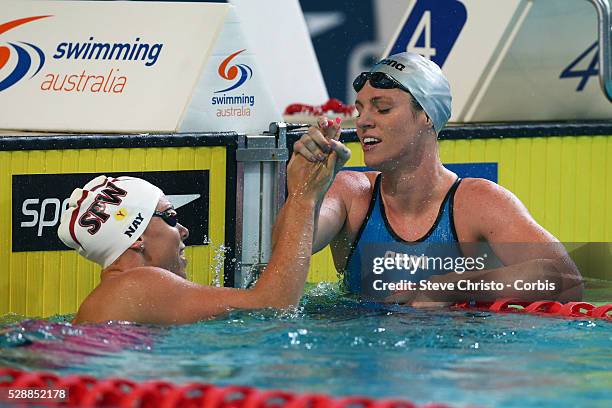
[0,1,228,132]
[179,6,282,133]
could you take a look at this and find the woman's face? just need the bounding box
[141,195,189,278]
[354,82,433,171]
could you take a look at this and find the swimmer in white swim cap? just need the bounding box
[290,52,582,305]
[59,129,351,325]
[58,175,186,275]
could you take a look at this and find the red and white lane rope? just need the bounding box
[452,299,612,320]
[0,367,451,408]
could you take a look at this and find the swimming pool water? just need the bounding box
[1,283,610,408]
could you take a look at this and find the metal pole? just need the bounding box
[234,123,289,287]
[588,0,612,102]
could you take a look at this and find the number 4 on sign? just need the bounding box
[560,41,598,91]
[407,11,437,59]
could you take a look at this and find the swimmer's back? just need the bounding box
[73,266,295,325]
[73,267,159,324]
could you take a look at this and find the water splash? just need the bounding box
[211,243,229,287]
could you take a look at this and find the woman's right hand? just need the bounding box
[287,138,350,203]
[293,117,342,161]
[293,116,350,177]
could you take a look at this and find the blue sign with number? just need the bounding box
[560,41,599,91]
[389,0,466,67]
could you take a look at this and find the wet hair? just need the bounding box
[406,91,434,132]
[408,92,424,113]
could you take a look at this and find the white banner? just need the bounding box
[230,0,328,108]
[0,0,228,132]
[180,6,282,134]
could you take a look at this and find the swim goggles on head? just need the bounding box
[352,71,411,94]
[153,208,178,227]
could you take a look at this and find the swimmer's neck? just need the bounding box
[100,266,128,280]
[380,155,455,214]
[100,250,147,280]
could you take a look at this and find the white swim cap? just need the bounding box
[368,52,451,133]
[58,175,163,268]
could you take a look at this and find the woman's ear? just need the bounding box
[421,112,435,132]
[129,236,144,252]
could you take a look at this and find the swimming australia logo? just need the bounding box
[0,16,51,92]
[215,49,253,93]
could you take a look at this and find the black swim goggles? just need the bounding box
[352,71,411,94]
[153,208,178,227]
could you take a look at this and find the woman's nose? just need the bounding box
[178,223,189,240]
[356,111,374,131]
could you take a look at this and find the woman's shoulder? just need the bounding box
[334,170,379,191]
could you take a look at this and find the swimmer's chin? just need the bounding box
[175,260,188,279]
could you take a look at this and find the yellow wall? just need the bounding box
[0,146,228,317]
[307,135,612,283]
[2,134,609,315]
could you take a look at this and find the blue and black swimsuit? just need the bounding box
[342,173,463,298]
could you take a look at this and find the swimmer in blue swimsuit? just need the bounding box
[287,52,583,305]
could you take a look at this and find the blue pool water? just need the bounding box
[1,283,611,408]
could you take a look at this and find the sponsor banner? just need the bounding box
[12,171,209,252]
[180,7,281,133]
[0,1,228,132]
